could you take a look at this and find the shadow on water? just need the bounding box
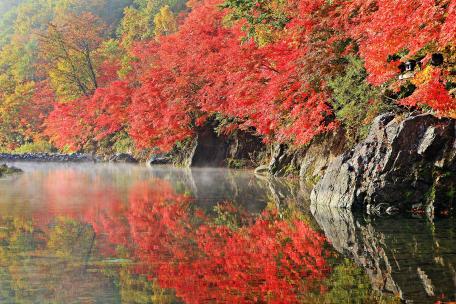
[0,162,453,303]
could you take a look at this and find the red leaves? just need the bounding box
[44,0,455,152]
[402,70,456,117]
[45,97,92,151]
[336,0,454,86]
[89,81,132,140]
[129,0,334,150]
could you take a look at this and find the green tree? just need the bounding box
[328,56,389,143]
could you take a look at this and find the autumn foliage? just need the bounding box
[0,0,454,152]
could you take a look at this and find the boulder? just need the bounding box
[148,154,172,165]
[311,113,456,215]
[0,164,22,177]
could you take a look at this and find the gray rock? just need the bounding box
[299,128,347,186]
[267,128,347,180]
[311,113,456,215]
[109,153,138,163]
[149,154,172,165]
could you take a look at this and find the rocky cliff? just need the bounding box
[311,113,456,216]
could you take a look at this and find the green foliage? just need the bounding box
[13,140,55,153]
[328,56,389,143]
[117,0,186,44]
[323,259,401,304]
[221,0,289,44]
[112,132,135,153]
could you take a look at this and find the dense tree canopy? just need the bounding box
[0,0,454,153]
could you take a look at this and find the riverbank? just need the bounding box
[0,153,98,163]
[154,112,456,217]
[2,111,455,217]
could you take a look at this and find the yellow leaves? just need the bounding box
[153,5,178,38]
[49,58,85,101]
[119,6,153,47]
[411,65,434,87]
[1,82,34,117]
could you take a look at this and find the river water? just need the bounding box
[0,163,454,303]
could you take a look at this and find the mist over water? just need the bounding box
[0,163,454,303]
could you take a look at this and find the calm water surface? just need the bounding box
[0,163,454,304]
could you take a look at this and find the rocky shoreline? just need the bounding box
[1,112,454,216]
[0,152,142,163]
[0,153,99,163]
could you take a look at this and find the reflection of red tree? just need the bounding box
[31,172,330,302]
[128,182,330,303]
[33,169,131,255]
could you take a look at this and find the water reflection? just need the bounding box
[0,163,333,303]
[312,205,456,304]
[0,163,451,303]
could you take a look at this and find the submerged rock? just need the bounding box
[311,113,456,215]
[0,164,22,177]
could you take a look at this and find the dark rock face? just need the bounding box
[168,123,265,168]
[311,113,456,214]
[311,205,456,304]
[109,153,138,163]
[190,126,230,167]
[0,153,98,163]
